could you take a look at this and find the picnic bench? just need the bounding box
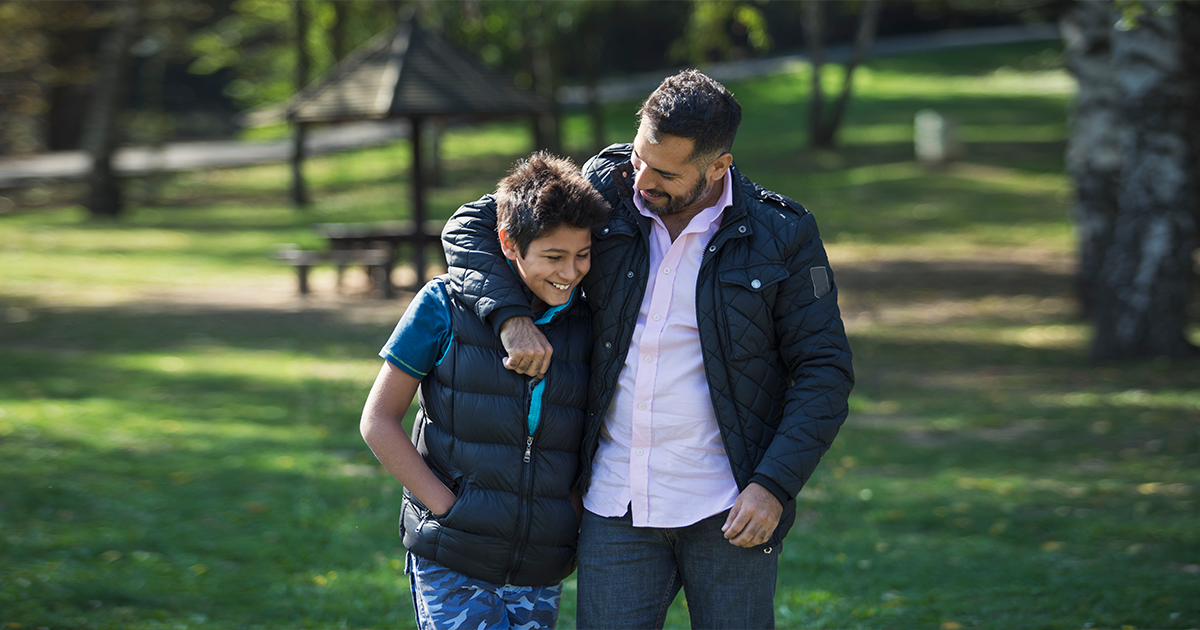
[275,219,446,298]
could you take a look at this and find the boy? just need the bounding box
[360,151,609,630]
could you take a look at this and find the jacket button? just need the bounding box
[751,279,761,289]
[603,227,609,234]
[708,245,716,252]
[627,271,634,278]
[605,342,612,348]
[738,225,747,233]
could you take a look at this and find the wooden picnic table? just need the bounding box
[276,219,445,298]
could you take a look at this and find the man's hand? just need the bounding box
[722,482,783,548]
[499,316,553,377]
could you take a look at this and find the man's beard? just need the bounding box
[643,172,711,217]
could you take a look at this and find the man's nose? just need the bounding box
[633,166,653,190]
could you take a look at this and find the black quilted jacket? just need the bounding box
[441,143,853,547]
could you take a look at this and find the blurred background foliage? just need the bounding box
[0,0,1059,155]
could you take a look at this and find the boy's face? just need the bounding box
[501,225,593,312]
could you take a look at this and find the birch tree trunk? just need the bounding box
[1091,2,1198,360]
[1061,1,1121,320]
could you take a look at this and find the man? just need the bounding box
[441,69,853,630]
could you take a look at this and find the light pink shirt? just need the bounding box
[584,173,741,528]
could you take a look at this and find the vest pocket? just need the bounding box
[400,495,440,559]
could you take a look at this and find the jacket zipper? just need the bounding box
[505,375,542,583]
[599,201,649,411]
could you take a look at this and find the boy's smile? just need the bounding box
[501,225,593,312]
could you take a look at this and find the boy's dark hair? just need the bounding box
[637,69,742,164]
[495,151,610,256]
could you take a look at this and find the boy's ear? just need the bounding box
[498,228,519,260]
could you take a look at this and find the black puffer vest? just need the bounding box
[399,277,590,586]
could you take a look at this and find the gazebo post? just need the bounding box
[410,114,427,287]
[289,119,309,207]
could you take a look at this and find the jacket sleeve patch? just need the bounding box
[811,266,830,299]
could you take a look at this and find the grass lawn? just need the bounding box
[2,40,1198,629]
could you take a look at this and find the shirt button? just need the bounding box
[653,314,660,321]
[638,403,646,410]
[636,449,644,456]
[644,356,652,363]
[751,279,762,289]
[663,267,670,274]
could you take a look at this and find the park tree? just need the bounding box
[422,0,604,154]
[802,0,883,150]
[668,0,773,65]
[81,0,147,219]
[1062,0,1199,361]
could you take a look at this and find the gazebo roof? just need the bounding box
[243,21,550,126]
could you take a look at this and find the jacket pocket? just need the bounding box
[718,264,790,359]
[718,264,790,294]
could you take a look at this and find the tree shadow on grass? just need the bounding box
[1,424,414,628]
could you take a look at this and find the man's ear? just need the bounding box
[498,228,519,260]
[706,152,734,184]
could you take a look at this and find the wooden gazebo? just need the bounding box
[257,18,551,288]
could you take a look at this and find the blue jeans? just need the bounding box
[577,509,778,630]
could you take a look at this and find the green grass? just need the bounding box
[3,40,1199,629]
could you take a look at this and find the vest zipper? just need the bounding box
[505,376,542,584]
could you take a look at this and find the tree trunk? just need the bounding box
[527,11,560,154]
[290,0,311,208]
[805,0,882,150]
[1061,0,1122,320]
[802,0,826,149]
[584,31,606,154]
[81,0,144,219]
[330,0,348,62]
[820,0,882,149]
[1091,2,1199,361]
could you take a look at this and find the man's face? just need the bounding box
[630,121,722,218]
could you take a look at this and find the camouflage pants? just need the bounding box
[406,552,563,630]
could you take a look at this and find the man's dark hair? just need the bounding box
[637,69,742,163]
[495,151,610,256]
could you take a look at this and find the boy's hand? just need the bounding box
[500,317,553,377]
